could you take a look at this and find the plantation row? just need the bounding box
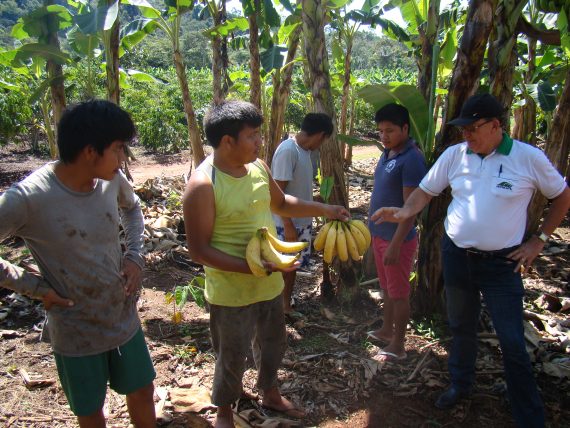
[1,61,417,154]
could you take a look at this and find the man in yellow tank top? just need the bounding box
[182,100,350,428]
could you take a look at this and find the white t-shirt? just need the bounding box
[271,138,313,228]
[419,136,567,251]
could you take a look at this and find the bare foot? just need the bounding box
[372,343,406,363]
[214,406,233,428]
[262,389,305,419]
[214,415,234,428]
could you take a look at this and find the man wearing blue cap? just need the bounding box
[370,93,570,428]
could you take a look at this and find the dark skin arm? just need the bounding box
[274,179,298,242]
[182,162,350,275]
[183,171,254,274]
[383,186,416,265]
[264,161,349,222]
[121,258,142,296]
[42,289,74,310]
[507,186,570,272]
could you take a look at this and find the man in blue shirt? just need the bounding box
[367,104,427,361]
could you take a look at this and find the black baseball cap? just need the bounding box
[448,93,505,126]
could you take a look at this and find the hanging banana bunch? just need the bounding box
[245,227,308,277]
[314,220,371,264]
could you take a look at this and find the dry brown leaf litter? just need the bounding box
[1,157,569,427]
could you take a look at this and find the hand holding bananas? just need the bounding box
[313,220,371,263]
[246,227,309,277]
[322,204,351,223]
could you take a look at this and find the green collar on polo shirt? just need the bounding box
[467,133,513,156]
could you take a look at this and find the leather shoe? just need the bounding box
[435,387,471,409]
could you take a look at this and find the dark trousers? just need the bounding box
[441,233,544,428]
[209,294,287,406]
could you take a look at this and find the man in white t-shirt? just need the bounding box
[271,113,333,316]
[371,93,570,428]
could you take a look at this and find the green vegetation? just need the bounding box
[0,1,417,154]
[410,314,447,341]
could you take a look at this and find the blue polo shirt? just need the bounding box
[368,139,427,241]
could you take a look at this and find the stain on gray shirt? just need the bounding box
[0,163,144,356]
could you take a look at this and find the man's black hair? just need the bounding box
[374,103,410,128]
[301,113,334,137]
[203,100,264,148]
[57,99,135,164]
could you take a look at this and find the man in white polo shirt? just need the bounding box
[371,93,570,428]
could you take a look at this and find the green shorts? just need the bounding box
[54,328,156,417]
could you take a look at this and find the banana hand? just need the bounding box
[264,228,308,253]
[246,235,269,277]
[336,221,349,262]
[323,221,338,264]
[259,229,300,269]
[314,221,333,251]
[349,220,371,249]
[343,222,361,261]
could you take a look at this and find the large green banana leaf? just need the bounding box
[358,83,428,148]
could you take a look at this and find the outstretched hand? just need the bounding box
[121,258,142,296]
[370,207,408,224]
[42,289,74,311]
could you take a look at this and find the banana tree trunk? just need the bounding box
[221,1,230,96]
[513,38,537,144]
[303,0,354,304]
[488,0,526,128]
[173,49,205,167]
[339,37,352,164]
[527,66,570,234]
[417,0,440,102]
[302,0,347,206]
[301,34,313,112]
[40,95,57,159]
[212,5,226,104]
[345,93,355,165]
[248,0,261,109]
[105,0,120,105]
[415,0,498,315]
[45,0,65,159]
[212,35,223,104]
[265,25,302,166]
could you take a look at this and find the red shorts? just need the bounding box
[372,235,418,299]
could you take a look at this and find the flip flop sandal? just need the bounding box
[372,349,407,362]
[366,330,391,343]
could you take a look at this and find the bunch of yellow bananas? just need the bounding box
[313,219,371,264]
[245,227,309,277]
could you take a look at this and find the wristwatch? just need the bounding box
[536,231,549,243]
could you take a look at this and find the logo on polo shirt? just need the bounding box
[385,160,396,173]
[496,181,513,191]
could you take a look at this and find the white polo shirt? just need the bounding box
[419,135,567,251]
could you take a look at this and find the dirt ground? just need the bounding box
[0,143,569,428]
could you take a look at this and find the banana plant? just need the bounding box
[198,0,231,103]
[0,50,60,158]
[8,1,73,158]
[359,0,462,160]
[512,0,566,143]
[207,0,302,161]
[121,0,205,167]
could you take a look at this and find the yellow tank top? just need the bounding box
[196,156,284,307]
